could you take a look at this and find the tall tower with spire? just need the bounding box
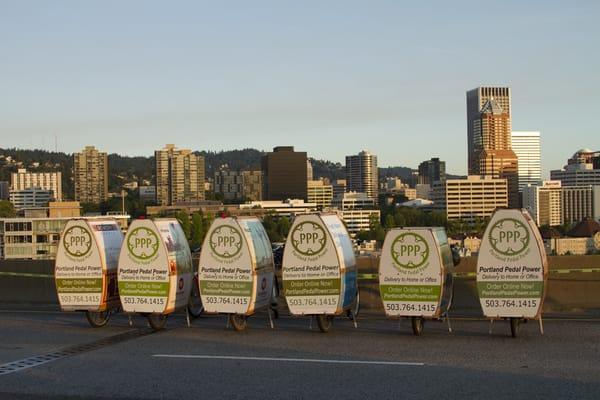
[467,86,519,208]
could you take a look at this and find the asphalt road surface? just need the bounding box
[0,309,599,400]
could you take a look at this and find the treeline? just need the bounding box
[356,205,490,244]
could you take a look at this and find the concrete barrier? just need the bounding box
[2,256,600,316]
[356,255,600,316]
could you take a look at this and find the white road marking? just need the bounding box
[153,354,425,366]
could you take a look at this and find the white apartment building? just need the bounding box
[551,163,600,187]
[9,188,54,210]
[338,209,381,235]
[432,175,508,220]
[11,169,62,201]
[239,199,317,218]
[522,181,563,226]
[561,185,600,224]
[332,191,376,210]
[0,215,129,260]
[307,180,333,209]
[511,131,542,192]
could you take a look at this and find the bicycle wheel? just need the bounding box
[229,314,248,331]
[510,317,520,338]
[187,283,204,318]
[411,316,424,336]
[147,313,168,331]
[85,310,110,328]
[316,315,333,333]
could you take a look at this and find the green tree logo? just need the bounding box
[63,225,92,258]
[391,232,429,270]
[290,221,327,256]
[488,218,530,256]
[127,227,160,260]
[209,225,243,259]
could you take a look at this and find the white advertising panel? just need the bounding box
[198,218,255,314]
[55,220,105,311]
[118,219,171,314]
[379,228,443,317]
[477,209,547,319]
[282,214,342,315]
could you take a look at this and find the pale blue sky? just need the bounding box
[1,1,599,176]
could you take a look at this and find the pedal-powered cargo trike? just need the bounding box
[379,227,455,336]
[198,217,275,331]
[282,213,358,333]
[55,219,123,327]
[477,209,548,338]
[118,218,193,330]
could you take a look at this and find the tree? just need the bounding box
[190,212,204,250]
[384,214,396,230]
[176,211,192,240]
[0,200,16,217]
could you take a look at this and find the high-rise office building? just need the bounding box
[307,180,333,210]
[155,144,205,206]
[11,169,62,201]
[241,170,263,201]
[511,131,542,192]
[418,157,446,185]
[466,86,519,208]
[346,150,378,199]
[214,169,244,201]
[432,175,508,221]
[261,146,307,201]
[332,179,347,199]
[0,181,10,200]
[561,185,600,224]
[551,149,600,186]
[73,146,108,204]
[522,181,562,227]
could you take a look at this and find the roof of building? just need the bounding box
[567,218,600,238]
[480,98,504,115]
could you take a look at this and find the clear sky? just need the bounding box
[1,1,598,176]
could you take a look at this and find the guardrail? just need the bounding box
[1,256,600,315]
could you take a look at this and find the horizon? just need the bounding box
[2,1,599,177]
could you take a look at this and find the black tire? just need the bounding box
[229,314,248,331]
[187,283,204,318]
[316,315,333,333]
[510,317,520,338]
[346,291,360,320]
[85,310,110,328]
[270,277,279,319]
[411,316,424,336]
[147,313,168,331]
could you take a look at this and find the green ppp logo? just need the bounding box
[63,225,92,258]
[127,227,160,260]
[290,221,327,256]
[488,218,530,256]
[391,232,429,270]
[209,225,243,259]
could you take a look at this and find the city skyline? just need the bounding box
[1,2,599,177]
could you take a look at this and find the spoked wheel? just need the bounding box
[147,313,168,331]
[411,316,424,336]
[346,291,360,320]
[510,317,521,338]
[316,315,334,333]
[229,314,248,331]
[85,310,110,328]
[187,283,204,318]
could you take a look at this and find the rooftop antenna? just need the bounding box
[55,135,58,153]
